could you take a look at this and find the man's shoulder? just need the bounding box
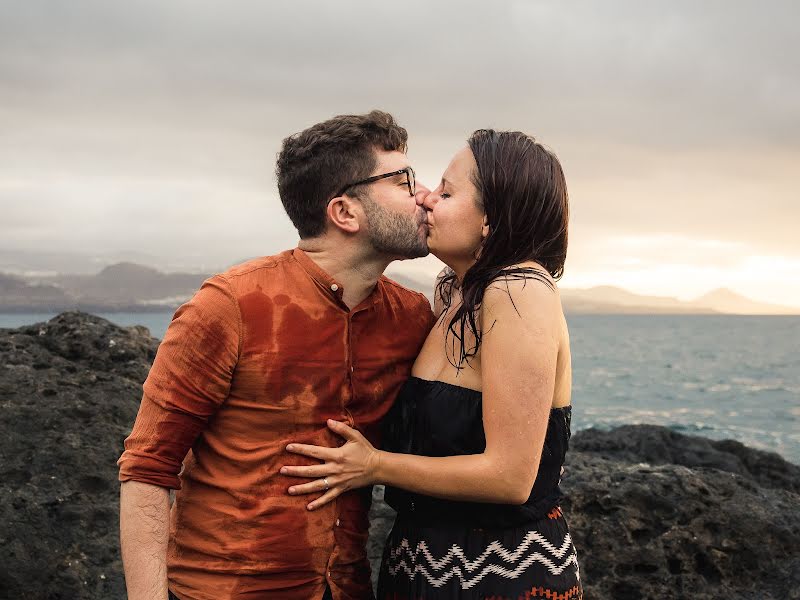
[218,251,294,281]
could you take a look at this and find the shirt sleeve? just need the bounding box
[117,274,241,489]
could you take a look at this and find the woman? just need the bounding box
[282,129,582,599]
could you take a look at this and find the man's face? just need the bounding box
[358,150,429,260]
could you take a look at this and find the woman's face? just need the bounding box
[422,146,488,269]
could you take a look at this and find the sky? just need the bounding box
[1,0,799,307]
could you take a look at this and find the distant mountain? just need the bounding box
[384,279,798,315]
[689,288,798,315]
[48,263,209,307]
[559,286,709,314]
[1,263,209,312]
[0,273,73,311]
[1,263,798,315]
[560,285,798,315]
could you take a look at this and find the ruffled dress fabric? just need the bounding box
[377,377,583,600]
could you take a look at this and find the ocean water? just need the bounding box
[2,312,798,464]
[568,315,799,464]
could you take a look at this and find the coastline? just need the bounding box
[4,310,797,465]
[1,312,798,599]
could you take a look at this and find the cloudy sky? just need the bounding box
[2,0,799,307]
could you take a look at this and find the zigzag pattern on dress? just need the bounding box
[385,530,580,590]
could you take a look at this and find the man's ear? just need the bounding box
[327,196,361,234]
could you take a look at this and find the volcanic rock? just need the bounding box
[1,312,798,599]
[562,444,800,599]
[368,429,800,598]
[570,424,800,494]
[1,312,157,599]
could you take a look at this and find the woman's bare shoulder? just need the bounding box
[484,262,560,306]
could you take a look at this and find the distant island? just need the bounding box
[0,262,207,313]
[378,272,799,315]
[557,284,799,315]
[1,262,797,315]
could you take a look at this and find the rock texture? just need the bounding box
[570,424,800,494]
[1,312,157,599]
[562,446,800,599]
[2,312,799,599]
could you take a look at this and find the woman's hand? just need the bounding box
[281,419,382,510]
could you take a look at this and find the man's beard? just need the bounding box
[361,196,429,259]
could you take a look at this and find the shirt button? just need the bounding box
[335,518,340,526]
[328,570,332,578]
[330,284,339,292]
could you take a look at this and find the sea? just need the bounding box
[2,312,798,464]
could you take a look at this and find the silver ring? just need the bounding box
[323,478,330,491]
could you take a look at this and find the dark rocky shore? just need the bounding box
[2,312,798,599]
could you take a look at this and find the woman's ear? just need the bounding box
[481,215,490,240]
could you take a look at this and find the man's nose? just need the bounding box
[414,182,431,206]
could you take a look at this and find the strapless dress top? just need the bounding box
[382,376,572,528]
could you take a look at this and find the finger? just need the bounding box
[281,464,339,478]
[307,486,345,511]
[288,477,338,496]
[285,443,337,461]
[326,419,363,442]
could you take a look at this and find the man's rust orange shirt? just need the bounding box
[118,249,434,600]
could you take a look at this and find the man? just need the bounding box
[118,110,435,600]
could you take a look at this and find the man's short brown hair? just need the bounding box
[276,110,408,239]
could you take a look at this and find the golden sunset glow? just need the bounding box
[1,3,797,311]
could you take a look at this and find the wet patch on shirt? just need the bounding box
[239,290,276,355]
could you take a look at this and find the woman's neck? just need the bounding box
[445,257,476,284]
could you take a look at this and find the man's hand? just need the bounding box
[120,480,171,600]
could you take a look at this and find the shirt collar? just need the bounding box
[292,248,384,311]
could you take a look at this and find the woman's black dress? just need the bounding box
[377,377,582,600]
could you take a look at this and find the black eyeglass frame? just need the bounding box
[334,167,415,199]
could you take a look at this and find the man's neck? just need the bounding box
[298,239,391,310]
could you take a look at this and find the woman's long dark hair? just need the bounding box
[437,129,569,370]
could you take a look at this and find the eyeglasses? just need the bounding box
[334,167,415,199]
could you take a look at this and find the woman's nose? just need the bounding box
[421,190,438,210]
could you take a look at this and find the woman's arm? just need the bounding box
[282,278,561,509]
